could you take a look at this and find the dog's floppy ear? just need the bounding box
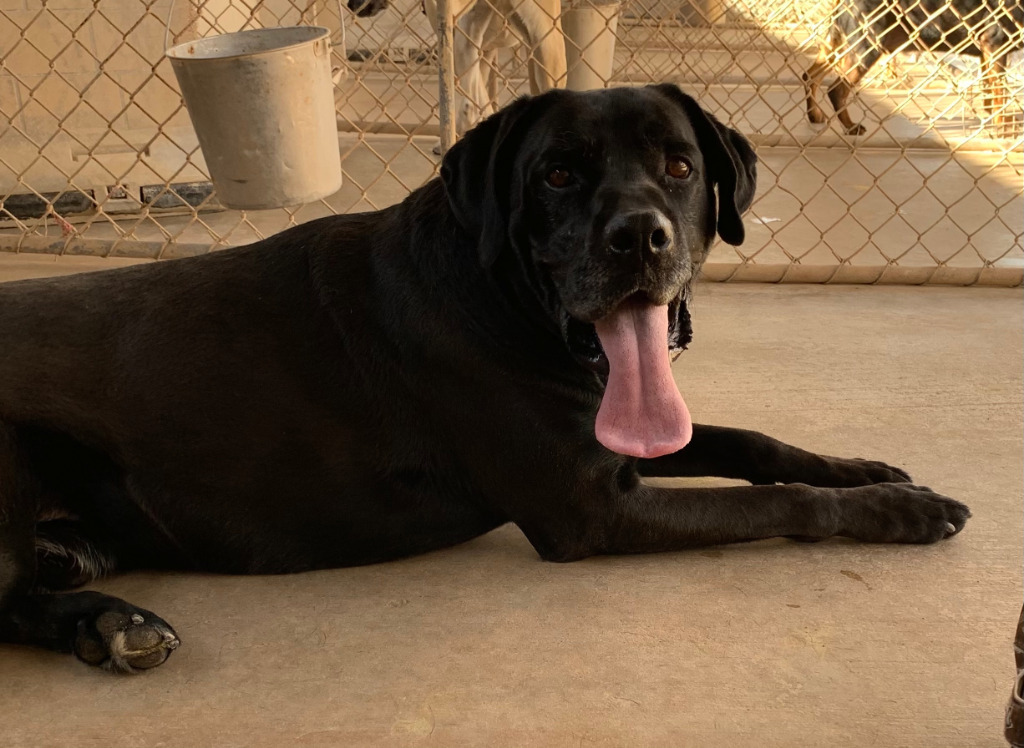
[651,84,757,246]
[440,94,553,267]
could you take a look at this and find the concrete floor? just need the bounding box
[0,256,1021,747]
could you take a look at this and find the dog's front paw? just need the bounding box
[74,602,180,673]
[839,483,970,544]
[816,456,912,487]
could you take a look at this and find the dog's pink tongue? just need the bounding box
[593,300,692,458]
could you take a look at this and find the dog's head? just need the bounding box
[441,85,757,458]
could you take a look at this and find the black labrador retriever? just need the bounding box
[0,84,970,673]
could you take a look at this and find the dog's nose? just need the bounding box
[605,212,674,257]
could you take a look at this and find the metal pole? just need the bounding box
[436,0,457,155]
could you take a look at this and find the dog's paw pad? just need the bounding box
[75,607,180,673]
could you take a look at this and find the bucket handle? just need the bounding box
[162,0,348,71]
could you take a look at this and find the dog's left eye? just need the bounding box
[546,168,572,188]
[665,156,692,179]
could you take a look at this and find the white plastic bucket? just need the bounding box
[167,27,342,210]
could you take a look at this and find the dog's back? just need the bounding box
[831,0,1022,59]
[0,234,335,432]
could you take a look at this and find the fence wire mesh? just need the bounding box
[0,0,1021,283]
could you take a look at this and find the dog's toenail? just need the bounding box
[131,613,144,624]
[166,637,180,649]
[945,523,956,533]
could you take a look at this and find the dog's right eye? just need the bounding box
[546,168,572,189]
[665,155,692,180]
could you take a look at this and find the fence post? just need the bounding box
[436,0,457,155]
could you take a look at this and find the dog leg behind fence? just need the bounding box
[483,46,501,117]
[979,43,1010,133]
[453,3,499,136]
[803,51,835,125]
[827,48,881,136]
[516,0,567,92]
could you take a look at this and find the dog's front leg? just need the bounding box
[636,424,913,487]
[525,480,969,561]
[606,481,968,555]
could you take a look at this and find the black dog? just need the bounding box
[0,85,969,673]
[804,0,1023,134]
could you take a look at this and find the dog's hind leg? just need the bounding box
[823,2,885,136]
[827,50,878,136]
[34,520,117,592]
[980,43,1010,134]
[804,24,843,125]
[0,423,180,672]
[483,47,501,116]
[514,0,566,93]
[0,422,42,612]
[803,54,831,125]
[479,10,516,116]
[636,424,913,487]
[454,3,497,136]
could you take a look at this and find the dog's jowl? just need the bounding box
[0,85,970,672]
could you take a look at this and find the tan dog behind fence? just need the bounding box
[423,0,567,137]
[803,0,1023,136]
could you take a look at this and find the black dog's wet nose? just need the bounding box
[606,212,674,257]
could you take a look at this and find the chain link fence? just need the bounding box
[0,0,1021,284]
